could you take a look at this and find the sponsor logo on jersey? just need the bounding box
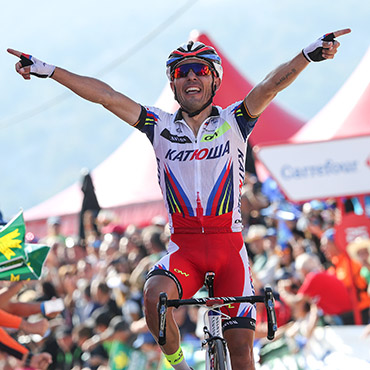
[200,121,231,142]
[165,140,230,161]
[160,128,192,143]
[174,268,189,277]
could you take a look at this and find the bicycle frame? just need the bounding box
[202,272,231,369]
[158,272,277,369]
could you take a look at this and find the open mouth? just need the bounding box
[185,87,201,94]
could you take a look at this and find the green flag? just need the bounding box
[0,210,50,281]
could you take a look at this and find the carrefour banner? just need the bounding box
[0,210,50,280]
[255,135,370,202]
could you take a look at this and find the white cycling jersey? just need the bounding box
[134,101,258,234]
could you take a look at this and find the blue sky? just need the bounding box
[1,0,369,220]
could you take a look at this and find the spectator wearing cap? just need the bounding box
[320,229,370,324]
[41,216,66,248]
[347,237,370,285]
[151,215,168,230]
[278,253,354,324]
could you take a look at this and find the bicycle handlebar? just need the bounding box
[157,287,277,345]
[263,287,278,340]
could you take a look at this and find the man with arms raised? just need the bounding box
[9,28,350,369]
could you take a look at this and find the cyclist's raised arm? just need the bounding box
[7,48,141,126]
[51,67,141,125]
[244,28,351,117]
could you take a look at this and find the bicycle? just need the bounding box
[158,271,277,370]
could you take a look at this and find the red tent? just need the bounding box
[24,31,304,237]
[197,32,304,146]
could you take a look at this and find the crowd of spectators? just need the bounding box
[1,174,370,369]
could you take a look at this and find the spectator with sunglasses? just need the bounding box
[8,28,350,370]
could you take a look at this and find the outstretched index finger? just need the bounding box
[333,28,351,38]
[7,48,23,58]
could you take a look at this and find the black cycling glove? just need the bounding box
[19,53,55,78]
[302,33,335,62]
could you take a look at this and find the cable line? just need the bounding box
[0,0,199,130]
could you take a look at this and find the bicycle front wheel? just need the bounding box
[210,339,228,370]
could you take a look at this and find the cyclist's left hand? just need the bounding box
[303,28,351,62]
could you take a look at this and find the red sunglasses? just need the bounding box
[172,62,214,80]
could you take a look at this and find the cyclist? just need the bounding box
[8,28,350,370]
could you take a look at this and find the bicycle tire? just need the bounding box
[211,338,228,370]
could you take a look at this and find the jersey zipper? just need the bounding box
[182,118,210,233]
[195,124,205,233]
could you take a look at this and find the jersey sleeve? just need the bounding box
[231,100,259,141]
[132,105,161,145]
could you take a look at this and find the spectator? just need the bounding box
[240,173,269,227]
[0,308,48,336]
[119,233,147,273]
[132,331,162,369]
[41,216,66,249]
[91,281,122,319]
[0,329,52,370]
[79,169,101,246]
[278,253,355,324]
[274,243,297,282]
[245,224,279,288]
[82,316,136,370]
[75,324,109,369]
[347,237,370,284]
[129,226,168,292]
[74,283,101,324]
[53,326,83,369]
[36,281,59,302]
[0,282,64,369]
[320,229,370,324]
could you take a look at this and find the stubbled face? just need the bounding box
[170,59,220,114]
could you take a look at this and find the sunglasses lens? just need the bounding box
[172,63,212,79]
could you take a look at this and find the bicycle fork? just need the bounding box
[203,272,232,370]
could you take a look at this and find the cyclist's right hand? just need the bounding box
[7,48,55,80]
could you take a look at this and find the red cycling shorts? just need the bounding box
[147,232,256,331]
